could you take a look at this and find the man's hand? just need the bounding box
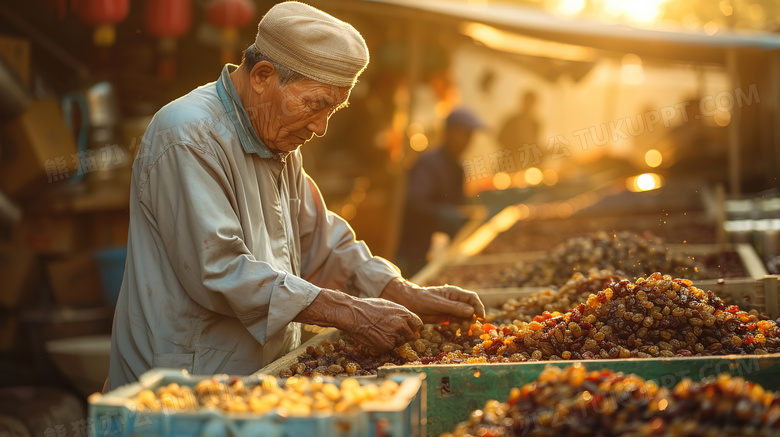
[294,289,423,352]
[380,278,486,324]
[344,298,424,351]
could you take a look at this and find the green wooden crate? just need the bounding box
[378,354,780,437]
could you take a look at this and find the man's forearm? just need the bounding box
[292,286,424,351]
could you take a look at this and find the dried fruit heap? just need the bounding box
[429,231,711,289]
[442,365,780,437]
[125,375,400,416]
[509,231,707,287]
[486,270,624,324]
[441,273,779,364]
[280,338,405,378]
[285,272,623,377]
[283,273,780,377]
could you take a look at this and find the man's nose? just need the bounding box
[307,113,330,137]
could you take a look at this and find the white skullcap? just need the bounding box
[255,1,369,87]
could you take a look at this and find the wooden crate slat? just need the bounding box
[761,276,780,319]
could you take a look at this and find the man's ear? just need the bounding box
[249,61,277,94]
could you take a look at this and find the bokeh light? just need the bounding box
[645,149,663,167]
[493,172,512,190]
[703,21,720,35]
[714,110,731,127]
[517,204,531,220]
[341,204,357,221]
[409,133,429,152]
[603,0,668,23]
[524,167,544,186]
[720,1,733,16]
[626,173,664,192]
[350,189,366,203]
[637,173,657,191]
[557,0,586,16]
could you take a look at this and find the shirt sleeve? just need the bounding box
[297,171,401,298]
[140,142,321,345]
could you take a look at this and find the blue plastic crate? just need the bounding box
[93,246,127,308]
[89,369,424,437]
[366,373,426,437]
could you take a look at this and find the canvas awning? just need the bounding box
[351,0,780,64]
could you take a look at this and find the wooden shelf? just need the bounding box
[24,185,130,215]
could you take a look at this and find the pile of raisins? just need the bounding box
[486,270,625,324]
[508,231,709,287]
[283,273,780,377]
[442,365,780,437]
[280,337,405,378]
[430,231,714,289]
[435,273,779,365]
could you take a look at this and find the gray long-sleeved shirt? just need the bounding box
[106,66,400,390]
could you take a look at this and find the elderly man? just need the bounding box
[106,1,484,390]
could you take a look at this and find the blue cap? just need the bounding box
[446,107,485,130]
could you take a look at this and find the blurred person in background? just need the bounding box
[497,90,540,150]
[396,108,485,276]
[106,1,484,390]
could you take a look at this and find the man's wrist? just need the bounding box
[380,277,413,305]
[294,288,354,331]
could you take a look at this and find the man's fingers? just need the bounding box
[376,333,397,352]
[397,320,417,343]
[469,294,486,319]
[437,287,486,319]
[361,312,422,352]
[451,301,477,318]
[426,292,476,319]
[407,312,424,333]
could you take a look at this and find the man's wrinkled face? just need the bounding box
[260,78,351,153]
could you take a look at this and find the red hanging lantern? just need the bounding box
[74,0,130,47]
[145,0,192,80]
[146,0,192,39]
[206,0,255,65]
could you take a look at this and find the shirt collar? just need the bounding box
[219,64,275,159]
